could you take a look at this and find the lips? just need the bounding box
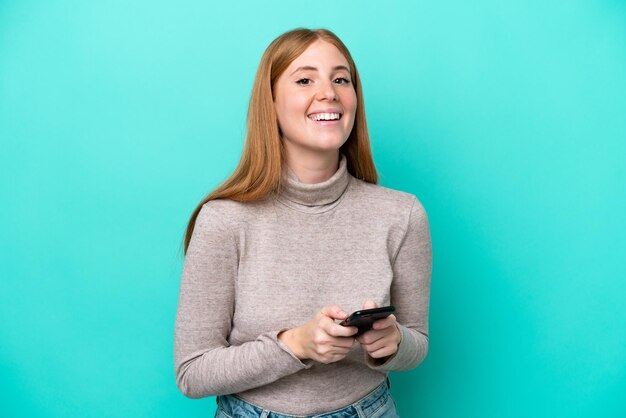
[307,112,343,121]
[307,109,343,116]
[309,117,342,127]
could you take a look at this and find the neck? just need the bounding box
[278,152,351,213]
[283,147,340,184]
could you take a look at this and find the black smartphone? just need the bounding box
[339,306,396,336]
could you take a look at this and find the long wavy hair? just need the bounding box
[182,27,378,255]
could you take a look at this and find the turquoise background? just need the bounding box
[1,0,625,417]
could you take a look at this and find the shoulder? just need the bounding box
[194,199,243,232]
[199,198,249,217]
[196,197,271,230]
[348,176,427,220]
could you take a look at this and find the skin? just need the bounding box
[273,38,356,184]
[278,301,402,364]
[273,39,402,364]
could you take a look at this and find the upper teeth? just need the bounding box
[310,113,341,121]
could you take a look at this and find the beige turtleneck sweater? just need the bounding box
[174,153,432,415]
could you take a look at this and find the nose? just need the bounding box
[316,78,338,102]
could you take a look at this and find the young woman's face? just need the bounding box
[273,39,357,156]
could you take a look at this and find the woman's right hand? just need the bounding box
[278,305,358,364]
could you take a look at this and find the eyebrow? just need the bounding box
[290,65,351,76]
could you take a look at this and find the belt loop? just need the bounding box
[386,377,391,389]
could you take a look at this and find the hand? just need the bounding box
[356,301,402,361]
[278,305,358,364]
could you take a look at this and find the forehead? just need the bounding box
[287,39,349,71]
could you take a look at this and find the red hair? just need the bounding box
[182,27,378,255]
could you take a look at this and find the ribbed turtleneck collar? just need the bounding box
[277,153,351,212]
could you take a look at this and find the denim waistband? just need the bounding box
[216,378,392,418]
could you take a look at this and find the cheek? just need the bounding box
[291,95,311,114]
[278,96,309,121]
[344,91,357,116]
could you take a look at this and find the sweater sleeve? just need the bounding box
[174,202,311,399]
[365,196,432,371]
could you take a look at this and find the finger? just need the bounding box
[361,341,384,354]
[356,328,386,345]
[325,319,358,337]
[362,300,378,309]
[372,314,397,330]
[312,338,349,357]
[330,337,355,350]
[330,344,353,353]
[368,344,398,359]
[318,340,352,356]
[320,305,349,320]
[320,352,349,364]
[361,331,399,353]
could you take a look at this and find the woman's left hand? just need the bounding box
[356,301,402,360]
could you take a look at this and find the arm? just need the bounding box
[173,202,311,399]
[365,196,433,371]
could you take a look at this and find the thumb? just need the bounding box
[362,300,378,310]
[321,305,349,320]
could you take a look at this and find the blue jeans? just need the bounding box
[214,379,399,418]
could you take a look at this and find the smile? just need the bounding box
[308,112,342,121]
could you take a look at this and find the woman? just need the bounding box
[174,27,432,417]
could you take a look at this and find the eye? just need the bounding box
[335,77,351,84]
[296,78,311,85]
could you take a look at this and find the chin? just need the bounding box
[309,142,346,153]
[286,140,346,153]
[311,136,349,150]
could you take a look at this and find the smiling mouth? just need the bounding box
[307,113,343,122]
